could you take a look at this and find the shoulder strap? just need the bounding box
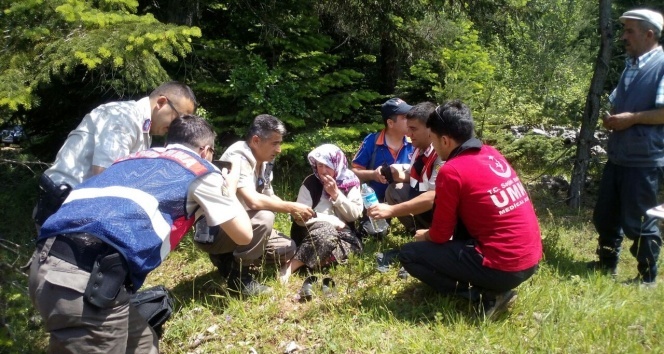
[369,132,380,170]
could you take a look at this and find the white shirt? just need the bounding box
[408,144,443,192]
[45,97,153,187]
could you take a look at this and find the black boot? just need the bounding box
[209,253,234,279]
[226,261,272,296]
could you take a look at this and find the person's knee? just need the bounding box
[398,242,418,264]
[630,237,661,263]
[252,210,275,234]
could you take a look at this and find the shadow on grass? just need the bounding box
[354,278,488,326]
[168,270,233,314]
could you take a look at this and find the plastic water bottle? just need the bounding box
[361,183,389,233]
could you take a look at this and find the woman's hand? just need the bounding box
[321,174,339,200]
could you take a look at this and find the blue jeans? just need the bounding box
[592,161,664,282]
[399,239,538,301]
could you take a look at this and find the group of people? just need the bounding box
[25,7,664,353]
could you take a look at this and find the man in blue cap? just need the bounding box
[590,8,664,288]
[351,97,414,202]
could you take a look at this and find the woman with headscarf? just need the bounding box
[279,144,363,283]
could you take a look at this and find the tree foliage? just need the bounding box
[0,0,201,113]
[0,0,607,175]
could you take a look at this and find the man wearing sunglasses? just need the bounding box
[399,100,541,320]
[33,81,197,228]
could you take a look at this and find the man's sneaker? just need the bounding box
[397,267,409,279]
[227,267,273,297]
[586,260,617,277]
[623,276,657,289]
[481,290,517,321]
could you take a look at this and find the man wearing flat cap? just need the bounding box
[589,8,664,287]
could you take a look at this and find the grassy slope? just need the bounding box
[1,148,663,353]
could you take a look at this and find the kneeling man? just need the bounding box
[399,100,541,319]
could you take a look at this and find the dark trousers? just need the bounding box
[592,161,664,281]
[399,239,538,301]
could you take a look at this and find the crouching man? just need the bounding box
[195,114,315,296]
[399,100,542,320]
[28,115,252,353]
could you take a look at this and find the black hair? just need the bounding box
[166,115,216,150]
[406,102,436,124]
[247,114,287,141]
[149,81,198,110]
[426,100,474,142]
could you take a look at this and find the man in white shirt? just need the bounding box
[195,114,315,296]
[33,81,197,226]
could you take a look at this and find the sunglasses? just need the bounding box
[165,97,181,117]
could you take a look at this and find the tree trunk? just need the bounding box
[567,0,613,208]
[379,36,399,95]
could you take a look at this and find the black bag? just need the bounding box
[130,285,175,338]
[34,174,71,225]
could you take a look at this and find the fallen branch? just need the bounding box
[0,158,50,175]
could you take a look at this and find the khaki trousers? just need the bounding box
[195,209,296,266]
[385,183,432,234]
[28,238,158,354]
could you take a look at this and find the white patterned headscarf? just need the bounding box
[307,144,360,194]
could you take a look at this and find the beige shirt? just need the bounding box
[45,97,152,187]
[155,144,240,227]
[220,141,275,210]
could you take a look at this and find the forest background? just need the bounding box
[3,0,664,353]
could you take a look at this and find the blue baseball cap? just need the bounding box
[381,98,413,120]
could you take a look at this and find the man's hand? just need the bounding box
[321,174,339,200]
[367,203,393,219]
[604,112,636,131]
[372,166,388,184]
[414,229,429,242]
[290,202,315,223]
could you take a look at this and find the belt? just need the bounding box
[38,233,114,273]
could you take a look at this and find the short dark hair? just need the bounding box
[149,81,198,109]
[166,115,216,150]
[406,102,436,124]
[426,100,474,142]
[247,114,287,141]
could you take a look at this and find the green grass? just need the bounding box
[2,149,664,353]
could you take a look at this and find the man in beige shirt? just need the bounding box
[195,114,315,296]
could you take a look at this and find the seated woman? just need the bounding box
[279,144,363,283]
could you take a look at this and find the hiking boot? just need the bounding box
[209,253,234,279]
[623,276,657,289]
[481,290,517,321]
[227,263,272,296]
[586,260,617,277]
